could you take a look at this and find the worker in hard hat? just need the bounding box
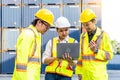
[42,16,78,80]
[12,8,54,80]
[75,8,114,80]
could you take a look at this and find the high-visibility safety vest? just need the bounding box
[45,37,75,77]
[75,27,114,80]
[12,25,41,80]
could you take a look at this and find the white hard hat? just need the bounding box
[55,16,71,28]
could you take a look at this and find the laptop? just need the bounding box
[57,43,80,60]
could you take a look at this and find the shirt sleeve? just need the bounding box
[42,40,52,63]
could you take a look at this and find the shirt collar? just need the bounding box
[57,36,69,42]
[88,28,97,36]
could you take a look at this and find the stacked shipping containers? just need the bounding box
[0,0,2,73]
[1,0,21,73]
[22,0,41,27]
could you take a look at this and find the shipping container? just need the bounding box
[63,5,81,27]
[2,5,21,28]
[22,0,41,5]
[42,28,57,51]
[69,28,80,42]
[2,0,21,5]
[1,51,16,73]
[0,1,1,27]
[107,55,120,70]
[2,28,20,51]
[42,0,60,5]
[62,0,80,5]
[22,5,40,27]
[42,5,60,24]
[0,28,1,73]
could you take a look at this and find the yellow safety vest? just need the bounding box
[75,27,114,80]
[12,25,41,80]
[45,37,75,77]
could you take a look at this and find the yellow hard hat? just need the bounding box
[80,9,96,23]
[35,8,54,26]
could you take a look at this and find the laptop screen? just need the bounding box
[57,43,80,60]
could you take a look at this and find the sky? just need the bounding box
[102,0,120,42]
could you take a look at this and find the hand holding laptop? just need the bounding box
[61,53,74,66]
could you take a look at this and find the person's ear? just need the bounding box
[93,19,97,24]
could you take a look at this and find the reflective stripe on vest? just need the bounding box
[95,31,103,52]
[80,52,110,61]
[77,60,82,66]
[45,37,75,77]
[16,64,27,71]
[16,57,40,71]
[82,55,95,60]
[105,52,110,60]
[28,57,40,63]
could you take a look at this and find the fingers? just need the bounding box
[62,53,72,60]
[62,53,74,65]
[89,40,96,51]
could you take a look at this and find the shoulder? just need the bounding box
[21,28,35,39]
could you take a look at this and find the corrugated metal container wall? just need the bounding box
[2,0,21,5]
[107,55,120,70]
[42,28,57,51]
[22,0,41,5]
[1,51,16,73]
[2,28,20,51]
[22,5,40,27]
[69,28,80,42]
[62,0,80,4]
[0,1,1,27]
[42,5,60,24]
[2,6,21,28]
[0,0,1,51]
[63,5,80,27]
[42,0,60,4]
[0,0,1,73]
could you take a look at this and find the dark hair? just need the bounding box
[90,19,96,22]
[31,19,40,26]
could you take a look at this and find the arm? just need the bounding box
[42,40,56,64]
[15,29,34,80]
[95,32,114,60]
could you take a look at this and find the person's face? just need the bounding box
[57,27,69,40]
[82,20,96,33]
[36,20,50,34]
